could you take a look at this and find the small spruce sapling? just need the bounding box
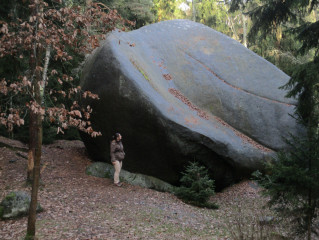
[175,161,217,208]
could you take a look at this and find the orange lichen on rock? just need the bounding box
[212,115,273,153]
[163,74,172,80]
[184,116,199,126]
[168,88,272,153]
[168,88,209,120]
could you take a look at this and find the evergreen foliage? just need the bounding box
[230,0,318,78]
[282,58,319,129]
[230,1,319,239]
[102,0,154,29]
[152,0,176,21]
[175,162,217,208]
[230,0,318,76]
[253,132,319,238]
[197,0,230,34]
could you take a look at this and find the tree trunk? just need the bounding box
[26,1,43,238]
[27,0,38,183]
[41,45,50,99]
[307,131,313,240]
[27,45,49,184]
[308,190,312,240]
[227,14,239,41]
[26,59,43,238]
[242,13,247,47]
[27,112,36,183]
[275,26,282,47]
[192,0,196,22]
[26,108,42,239]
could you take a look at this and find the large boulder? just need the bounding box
[0,191,42,220]
[80,20,303,188]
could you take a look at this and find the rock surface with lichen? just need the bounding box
[86,162,174,192]
[79,19,303,188]
[0,191,42,220]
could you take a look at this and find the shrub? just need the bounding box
[175,161,217,208]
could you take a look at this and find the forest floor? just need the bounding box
[0,136,288,240]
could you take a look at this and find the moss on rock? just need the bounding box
[86,162,114,178]
[0,191,42,220]
[86,162,173,192]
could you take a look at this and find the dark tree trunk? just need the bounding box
[26,61,43,238]
[307,190,312,240]
[27,111,36,183]
[26,56,43,239]
[26,2,43,237]
[307,129,313,240]
[27,0,37,184]
[26,110,42,239]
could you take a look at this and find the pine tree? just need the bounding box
[254,132,319,239]
[101,0,155,29]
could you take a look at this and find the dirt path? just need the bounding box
[0,137,281,240]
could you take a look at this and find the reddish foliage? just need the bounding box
[0,1,133,137]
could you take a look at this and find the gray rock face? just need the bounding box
[0,191,42,219]
[86,162,174,192]
[80,20,303,188]
[86,161,110,178]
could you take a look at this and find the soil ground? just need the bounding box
[0,136,286,240]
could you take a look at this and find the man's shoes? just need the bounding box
[115,182,123,187]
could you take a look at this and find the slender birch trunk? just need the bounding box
[41,45,50,99]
